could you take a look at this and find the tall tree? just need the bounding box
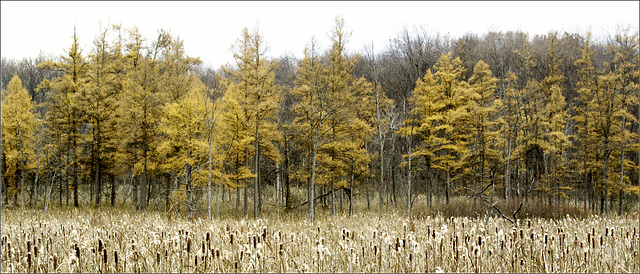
[223,26,281,218]
[1,75,37,208]
[37,28,88,207]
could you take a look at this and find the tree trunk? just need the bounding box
[244,147,249,218]
[66,135,70,207]
[133,147,139,210]
[603,148,610,216]
[583,141,588,215]
[207,115,215,219]
[140,148,148,211]
[186,163,192,220]
[110,175,116,206]
[235,187,240,218]
[18,124,25,209]
[33,123,43,216]
[349,162,354,215]
[619,114,626,216]
[275,162,280,205]
[95,122,102,208]
[331,179,335,215]
[284,141,291,209]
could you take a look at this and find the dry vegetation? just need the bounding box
[1,204,638,273]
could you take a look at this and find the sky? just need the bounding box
[1,1,639,68]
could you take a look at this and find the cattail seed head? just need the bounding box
[75,244,80,260]
[27,252,32,268]
[187,238,192,253]
[34,245,38,258]
[103,249,108,264]
[53,253,58,270]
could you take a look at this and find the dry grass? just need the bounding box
[1,205,638,273]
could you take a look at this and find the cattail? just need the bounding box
[75,244,80,260]
[53,253,58,270]
[187,237,192,253]
[409,252,412,262]
[98,238,103,252]
[34,245,39,258]
[202,241,205,255]
[114,250,118,269]
[253,235,257,249]
[605,227,609,237]
[216,248,220,259]
[519,229,523,239]
[374,245,378,256]
[240,250,244,261]
[599,235,603,246]
[156,252,160,265]
[27,240,32,253]
[103,249,108,264]
[230,233,234,245]
[545,234,548,245]
[27,252,32,268]
[478,235,482,247]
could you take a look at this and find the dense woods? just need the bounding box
[1,17,638,220]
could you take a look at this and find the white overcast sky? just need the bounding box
[1,1,638,68]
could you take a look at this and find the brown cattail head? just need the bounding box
[53,253,58,270]
[98,239,103,252]
[75,244,80,260]
[187,238,192,253]
[206,232,210,242]
[253,236,257,249]
[34,245,38,258]
[103,249,108,264]
[157,252,161,265]
[230,234,234,245]
[114,250,118,266]
[27,241,32,253]
[215,248,220,259]
[27,252,32,268]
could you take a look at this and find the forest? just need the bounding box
[1,17,639,221]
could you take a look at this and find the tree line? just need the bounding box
[1,17,638,219]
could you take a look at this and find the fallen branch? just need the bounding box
[492,200,523,226]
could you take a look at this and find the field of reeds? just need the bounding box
[1,204,638,273]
